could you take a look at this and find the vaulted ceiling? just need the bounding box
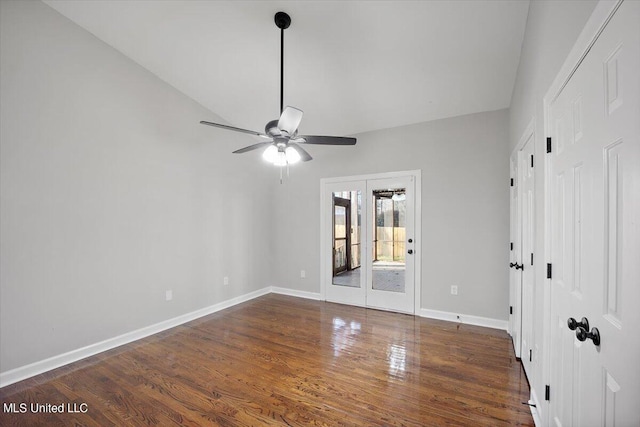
[43,0,529,137]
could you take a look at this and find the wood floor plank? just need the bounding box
[0,294,534,426]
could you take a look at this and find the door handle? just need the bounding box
[510,262,516,268]
[567,317,589,331]
[576,327,601,346]
[407,249,413,255]
[514,263,524,270]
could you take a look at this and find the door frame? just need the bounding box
[320,170,422,314]
[541,0,625,422]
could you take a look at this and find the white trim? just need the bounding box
[320,169,421,185]
[511,116,536,158]
[0,287,271,388]
[270,286,322,300]
[545,0,624,106]
[418,308,508,331]
[529,388,543,427]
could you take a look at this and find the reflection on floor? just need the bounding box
[332,262,405,293]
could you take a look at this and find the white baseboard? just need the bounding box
[419,308,508,331]
[0,287,271,388]
[270,286,322,300]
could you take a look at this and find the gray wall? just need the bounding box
[508,0,597,417]
[272,109,510,320]
[510,0,597,151]
[0,0,275,372]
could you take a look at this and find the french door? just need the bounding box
[547,1,640,425]
[322,172,418,314]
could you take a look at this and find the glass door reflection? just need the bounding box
[372,188,406,293]
[332,191,361,287]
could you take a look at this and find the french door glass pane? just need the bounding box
[332,191,361,287]
[372,188,406,293]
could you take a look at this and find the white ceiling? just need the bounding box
[43,0,529,137]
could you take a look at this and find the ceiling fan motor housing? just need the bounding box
[265,119,280,136]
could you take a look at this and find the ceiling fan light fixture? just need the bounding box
[262,145,278,163]
[274,150,288,167]
[285,146,301,164]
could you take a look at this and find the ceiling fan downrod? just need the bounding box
[274,12,291,115]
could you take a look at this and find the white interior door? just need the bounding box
[509,155,522,358]
[548,1,640,425]
[322,173,418,314]
[519,135,535,377]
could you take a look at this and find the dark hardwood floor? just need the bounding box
[0,294,534,426]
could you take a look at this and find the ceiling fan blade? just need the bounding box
[277,106,304,135]
[200,120,269,138]
[298,135,357,145]
[232,141,272,154]
[288,142,313,162]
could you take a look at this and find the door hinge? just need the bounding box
[545,385,551,401]
[529,349,532,362]
[510,178,514,187]
[547,263,552,279]
[531,253,534,265]
[510,306,513,315]
[531,154,534,168]
[510,242,514,251]
[546,137,552,153]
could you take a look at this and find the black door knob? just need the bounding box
[510,262,516,268]
[408,238,413,243]
[568,317,589,331]
[407,249,413,254]
[515,263,524,270]
[576,327,601,346]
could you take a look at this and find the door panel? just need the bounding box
[366,176,415,313]
[548,2,640,425]
[509,156,521,358]
[520,136,535,377]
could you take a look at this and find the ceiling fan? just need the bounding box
[200,11,356,170]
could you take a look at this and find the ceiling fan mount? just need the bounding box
[200,11,356,171]
[274,11,291,30]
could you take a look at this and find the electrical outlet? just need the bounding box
[300,270,306,278]
[451,285,458,295]
[165,290,173,301]
[223,276,229,286]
